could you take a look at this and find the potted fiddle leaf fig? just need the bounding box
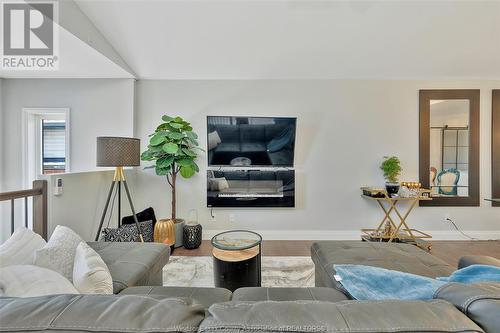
[141,115,202,247]
[380,156,402,196]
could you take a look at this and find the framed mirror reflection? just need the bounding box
[419,90,480,206]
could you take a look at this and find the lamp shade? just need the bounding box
[96,137,140,167]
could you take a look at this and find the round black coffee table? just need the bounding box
[211,230,262,292]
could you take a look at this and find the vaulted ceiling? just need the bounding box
[75,0,500,79]
[2,1,500,79]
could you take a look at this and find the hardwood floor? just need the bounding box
[173,240,500,267]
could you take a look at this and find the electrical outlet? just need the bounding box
[229,214,236,223]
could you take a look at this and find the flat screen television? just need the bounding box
[207,116,296,167]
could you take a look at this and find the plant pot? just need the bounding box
[154,218,176,246]
[385,182,400,196]
[174,219,185,248]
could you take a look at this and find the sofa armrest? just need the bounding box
[200,300,484,333]
[458,255,500,269]
[88,241,170,293]
[434,282,500,333]
[0,294,204,333]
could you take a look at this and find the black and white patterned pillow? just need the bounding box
[101,220,154,242]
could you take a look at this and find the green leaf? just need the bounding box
[192,161,199,172]
[167,132,184,140]
[155,165,170,176]
[143,165,156,170]
[162,142,179,154]
[186,131,198,140]
[156,123,169,131]
[182,148,196,157]
[141,150,153,161]
[162,115,174,122]
[176,158,193,167]
[174,116,183,123]
[150,134,166,146]
[158,155,175,168]
[180,166,195,178]
[169,122,183,129]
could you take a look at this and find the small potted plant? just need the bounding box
[141,115,202,249]
[380,156,402,196]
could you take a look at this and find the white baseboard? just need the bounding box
[202,229,500,241]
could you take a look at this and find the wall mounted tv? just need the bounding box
[207,116,296,167]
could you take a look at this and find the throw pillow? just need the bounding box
[267,126,294,153]
[121,207,157,229]
[208,177,230,191]
[73,242,113,294]
[34,225,84,281]
[0,265,79,297]
[208,131,222,150]
[0,227,46,267]
[102,220,153,242]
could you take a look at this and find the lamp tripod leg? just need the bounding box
[123,180,144,242]
[95,180,116,241]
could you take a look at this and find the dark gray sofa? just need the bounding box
[1,241,499,333]
[311,241,500,333]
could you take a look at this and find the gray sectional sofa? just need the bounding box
[1,241,499,333]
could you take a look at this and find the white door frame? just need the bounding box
[22,108,71,188]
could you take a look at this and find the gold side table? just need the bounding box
[361,187,433,251]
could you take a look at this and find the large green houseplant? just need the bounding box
[141,115,202,221]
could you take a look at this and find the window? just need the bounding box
[42,119,66,174]
[23,108,70,187]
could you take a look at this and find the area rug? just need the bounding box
[163,256,314,288]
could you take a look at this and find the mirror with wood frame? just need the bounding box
[492,90,500,207]
[419,90,480,206]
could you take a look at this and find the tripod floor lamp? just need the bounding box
[95,137,144,242]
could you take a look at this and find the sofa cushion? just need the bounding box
[458,255,500,269]
[0,294,205,333]
[215,125,240,142]
[311,241,454,291]
[241,142,267,153]
[119,286,232,308]
[199,300,483,333]
[240,124,265,143]
[214,142,240,152]
[232,287,349,302]
[88,242,169,293]
[434,282,500,333]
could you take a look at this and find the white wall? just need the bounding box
[2,79,500,242]
[1,79,134,242]
[1,79,135,191]
[40,170,136,241]
[134,80,500,239]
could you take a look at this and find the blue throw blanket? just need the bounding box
[333,264,500,301]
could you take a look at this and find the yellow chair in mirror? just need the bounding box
[154,219,176,247]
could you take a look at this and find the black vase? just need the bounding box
[183,224,202,249]
[385,182,400,196]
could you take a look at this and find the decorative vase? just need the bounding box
[183,224,202,249]
[385,182,400,196]
[174,219,185,248]
[154,219,176,253]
